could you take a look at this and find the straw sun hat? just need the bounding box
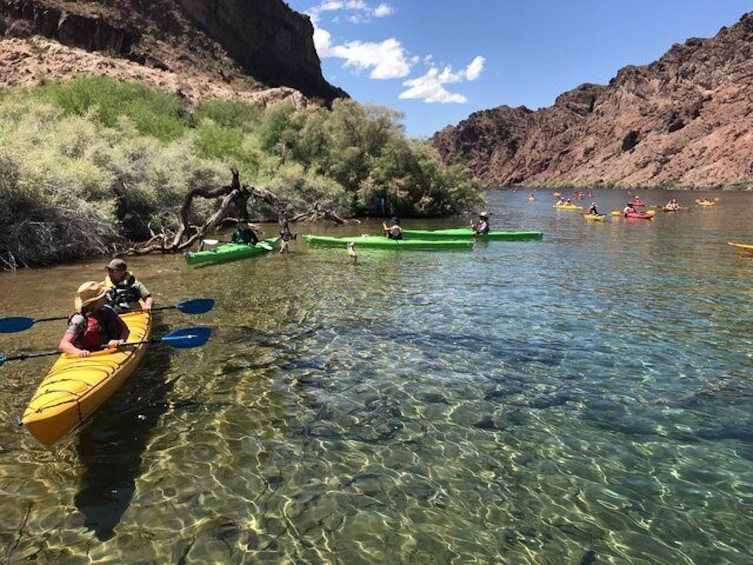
[74,281,108,311]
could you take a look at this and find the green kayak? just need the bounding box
[184,237,279,266]
[302,234,473,250]
[401,228,543,241]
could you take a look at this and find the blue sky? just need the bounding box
[285,0,753,139]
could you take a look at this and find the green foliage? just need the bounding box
[31,76,187,141]
[194,98,263,131]
[0,76,484,268]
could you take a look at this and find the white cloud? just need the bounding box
[399,57,485,104]
[464,56,485,81]
[373,3,394,17]
[304,1,484,103]
[314,27,410,79]
[310,0,393,24]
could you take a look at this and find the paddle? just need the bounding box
[123,298,215,315]
[0,298,215,334]
[202,239,273,251]
[0,326,211,367]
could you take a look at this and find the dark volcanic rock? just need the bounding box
[0,0,346,105]
[430,12,753,189]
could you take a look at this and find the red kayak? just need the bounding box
[625,211,652,220]
[630,199,646,207]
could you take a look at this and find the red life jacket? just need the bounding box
[70,312,105,350]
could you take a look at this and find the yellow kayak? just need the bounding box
[553,204,583,210]
[728,241,753,253]
[22,310,152,447]
[583,213,606,221]
[696,199,715,206]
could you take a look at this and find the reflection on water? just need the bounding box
[74,322,174,541]
[1,189,753,563]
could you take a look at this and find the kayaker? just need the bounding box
[103,258,154,313]
[59,281,130,358]
[232,220,261,245]
[587,202,600,215]
[278,210,295,254]
[473,211,490,234]
[383,216,403,240]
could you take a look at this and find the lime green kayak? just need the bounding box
[184,237,279,266]
[401,228,543,241]
[302,234,473,250]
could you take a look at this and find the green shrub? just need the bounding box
[0,78,485,268]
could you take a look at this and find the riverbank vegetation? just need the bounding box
[0,76,483,269]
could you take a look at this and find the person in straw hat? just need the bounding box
[58,281,130,357]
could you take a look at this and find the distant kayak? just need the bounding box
[184,237,279,267]
[611,210,653,220]
[727,241,753,253]
[583,214,606,221]
[630,199,646,207]
[553,204,583,210]
[696,199,716,206]
[401,228,543,241]
[611,209,654,219]
[302,234,473,250]
[624,211,653,220]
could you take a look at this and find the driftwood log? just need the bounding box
[124,168,349,256]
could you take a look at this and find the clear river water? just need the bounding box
[0,188,752,564]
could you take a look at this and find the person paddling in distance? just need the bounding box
[383,216,403,240]
[587,202,600,215]
[103,258,154,313]
[472,211,491,235]
[232,220,262,245]
[623,202,637,216]
[59,281,130,357]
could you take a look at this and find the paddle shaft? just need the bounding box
[0,326,211,366]
[0,298,214,333]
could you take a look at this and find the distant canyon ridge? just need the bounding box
[430,12,753,190]
[0,1,751,190]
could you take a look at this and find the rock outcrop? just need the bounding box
[430,12,753,189]
[0,0,346,108]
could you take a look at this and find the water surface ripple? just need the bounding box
[1,189,752,563]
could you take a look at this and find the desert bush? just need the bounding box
[32,76,187,141]
[0,77,484,268]
[194,98,263,132]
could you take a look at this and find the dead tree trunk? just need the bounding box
[122,168,349,256]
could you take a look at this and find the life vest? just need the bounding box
[70,312,105,350]
[104,272,141,308]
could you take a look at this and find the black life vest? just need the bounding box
[105,272,140,309]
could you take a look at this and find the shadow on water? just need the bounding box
[73,321,174,542]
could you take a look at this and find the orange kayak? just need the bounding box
[22,310,152,447]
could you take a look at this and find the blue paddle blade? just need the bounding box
[161,326,211,348]
[174,298,214,314]
[0,317,36,333]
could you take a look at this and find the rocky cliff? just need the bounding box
[430,12,753,189]
[0,0,346,108]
